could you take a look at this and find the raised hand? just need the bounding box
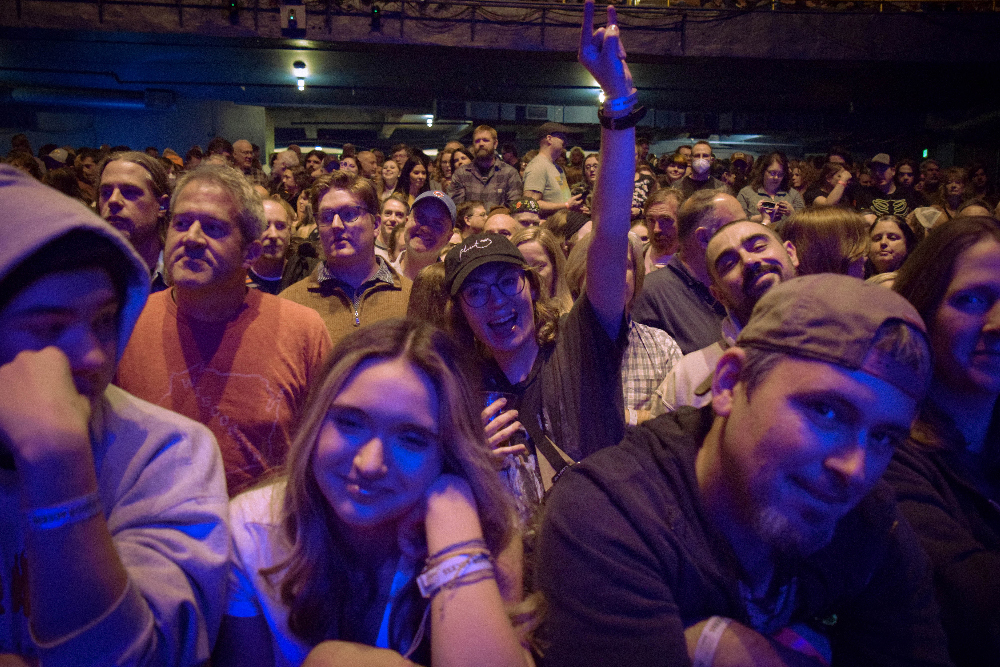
[579,0,635,101]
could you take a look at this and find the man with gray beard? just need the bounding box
[538,274,951,667]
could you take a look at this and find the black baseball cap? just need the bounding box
[444,233,527,296]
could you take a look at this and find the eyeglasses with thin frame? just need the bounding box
[318,205,368,227]
[460,270,526,308]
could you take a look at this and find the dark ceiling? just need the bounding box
[3,8,1000,155]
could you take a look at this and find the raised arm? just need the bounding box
[581,1,637,338]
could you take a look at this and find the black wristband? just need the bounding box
[598,105,647,130]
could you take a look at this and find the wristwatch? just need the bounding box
[598,104,647,130]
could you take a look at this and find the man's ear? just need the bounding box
[711,347,746,417]
[157,194,170,219]
[695,226,713,249]
[784,240,799,270]
[372,213,381,234]
[243,239,262,267]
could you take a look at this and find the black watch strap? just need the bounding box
[598,104,647,130]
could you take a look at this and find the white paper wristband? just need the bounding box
[417,553,492,598]
[692,616,732,667]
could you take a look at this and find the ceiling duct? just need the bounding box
[9,86,175,110]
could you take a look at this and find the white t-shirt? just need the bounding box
[227,482,420,666]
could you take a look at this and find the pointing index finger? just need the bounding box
[581,0,595,52]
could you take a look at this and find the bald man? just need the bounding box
[630,191,744,353]
[233,139,265,185]
[483,212,525,238]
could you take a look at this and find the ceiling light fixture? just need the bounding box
[293,60,307,92]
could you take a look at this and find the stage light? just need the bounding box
[297,78,305,91]
[922,149,929,158]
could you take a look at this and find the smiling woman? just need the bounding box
[211,319,530,667]
[438,0,638,533]
[396,157,431,205]
[886,216,1000,667]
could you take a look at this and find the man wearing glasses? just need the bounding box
[280,170,412,345]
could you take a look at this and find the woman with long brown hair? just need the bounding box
[885,216,1000,667]
[213,319,530,667]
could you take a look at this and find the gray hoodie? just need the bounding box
[0,164,230,666]
[0,163,150,359]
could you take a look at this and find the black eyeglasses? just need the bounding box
[317,205,368,227]
[460,271,526,308]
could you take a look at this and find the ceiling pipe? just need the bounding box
[9,86,175,110]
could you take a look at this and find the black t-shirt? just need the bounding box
[804,182,860,208]
[803,184,826,207]
[481,295,627,464]
[854,186,922,217]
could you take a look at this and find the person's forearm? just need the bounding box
[825,181,848,206]
[425,483,527,667]
[585,122,634,334]
[534,198,574,214]
[21,447,129,644]
[684,619,826,667]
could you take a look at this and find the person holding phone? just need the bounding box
[737,151,804,225]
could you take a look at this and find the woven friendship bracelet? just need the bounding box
[426,537,487,563]
[26,492,102,530]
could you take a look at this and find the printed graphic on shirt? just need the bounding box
[162,365,286,488]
